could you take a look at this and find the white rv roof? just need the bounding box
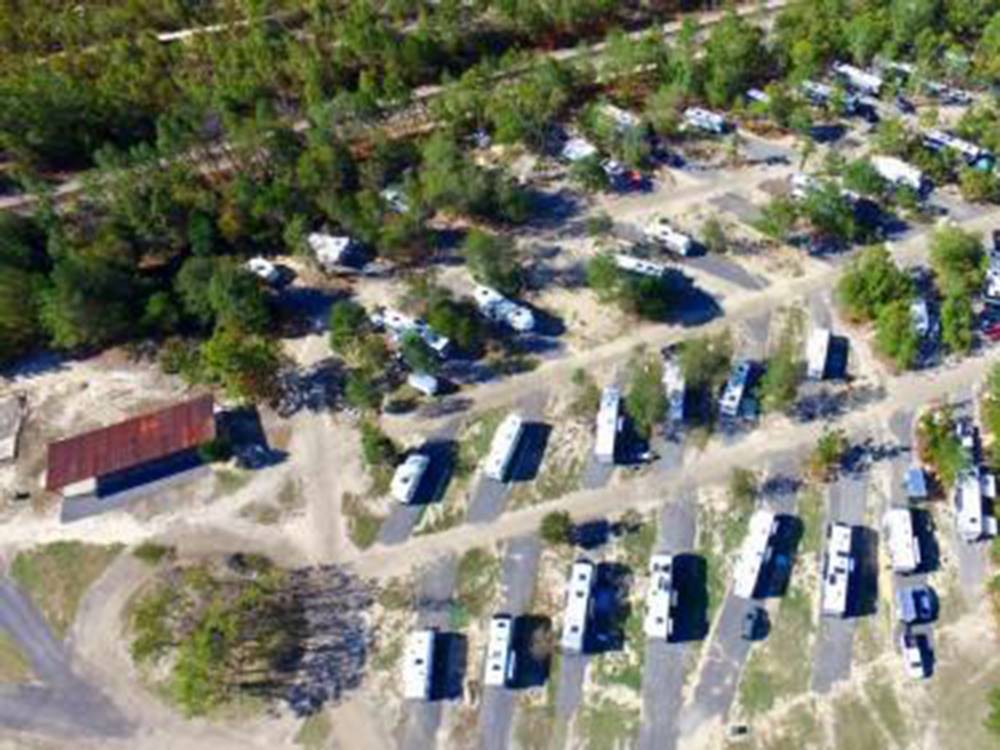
[956,469,985,541]
[562,137,598,162]
[561,560,595,652]
[483,413,525,481]
[307,232,353,265]
[733,510,777,599]
[473,285,535,332]
[821,522,853,616]
[391,454,431,504]
[644,553,675,640]
[806,327,831,379]
[483,615,514,687]
[833,62,883,93]
[402,629,435,700]
[883,508,921,573]
[614,253,668,279]
[594,386,621,462]
[720,362,751,417]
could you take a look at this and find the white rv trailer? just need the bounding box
[594,386,622,465]
[483,614,516,688]
[883,507,921,574]
[683,107,729,134]
[308,232,356,269]
[955,468,988,542]
[562,136,599,162]
[662,359,686,424]
[871,155,926,192]
[372,308,451,357]
[645,217,695,255]
[561,560,596,653]
[391,454,431,504]
[806,327,832,380]
[613,253,669,279]
[733,510,779,600]
[245,256,280,284]
[600,104,641,134]
[910,298,932,338]
[922,129,992,166]
[402,629,436,700]
[832,62,883,95]
[483,413,525,482]
[820,522,854,617]
[473,285,535,333]
[643,553,678,640]
[719,361,752,419]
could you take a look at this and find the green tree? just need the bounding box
[462,230,522,296]
[958,167,1000,204]
[0,268,42,364]
[758,317,804,414]
[329,300,368,353]
[344,369,383,411]
[874,117,911,156]
[940,292,974,355]
[359,421,399,470]
[985,686,1000,737]
[702,11,769,108]
[916,408,968,489]
[808,428,847,481]
[802,182,855,242]
[569,155,608,193]
[400,331,440,374]
[175,256,218,327]
[207,263,271,334]
[39,252,140,350]
[624,350,666,440]
[702,217,727,254]
[981,363,1000,467]
[836,245,913,322]
[540,510,573,546]
[586,253,622,302]
[842,159,887,198]
[875,299,920,371]
[756,196,799,241]
[929,226,986,296]
[200,328,283,403]
[425,297,484,355]
[728,468,758,515]
[679,331,733,392]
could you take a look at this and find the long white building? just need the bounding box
[833,62,883,95]
[402,629,436,700]
[483,413,525,481]
[684,107,729,134]
[473,284,535,333]
[719,361,752,420]
[923,128,992,167]
[806,327,832,380]
[821,522,854,617]
[594,386,622,465]
[643,554,677,640]
[883,507,921,574]
[483,614,516,687]
[561,560,595,653]
[391,454,430,504]
[733,510,778,600]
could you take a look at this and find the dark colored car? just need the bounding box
[896,585,935,624]
[741,607,764,640]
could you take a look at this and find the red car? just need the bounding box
[984,322,1000,342]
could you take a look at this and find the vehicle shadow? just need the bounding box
[584,562,631,655]
[848,526,879,618]
[509,615,552,689]
[508,423,551,483]
[671,553,709,642]
[430,632,467,702]
[757,514,803,599]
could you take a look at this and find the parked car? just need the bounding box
[983,322,1000,342]
[899,630,930,679]
[896,585,935,624]
[741,607,764,641]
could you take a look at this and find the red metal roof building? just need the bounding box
[46,394,216,492]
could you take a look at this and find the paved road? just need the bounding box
[554,652,589,719]
[467,390,549,524]
[480,535,541,750]
[811,469,869,694]
[639,491,697,750]
[686,251,770,293]
[400,556,458,750]
[0,578,131,738]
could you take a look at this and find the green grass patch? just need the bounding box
[456,409,505,478]
[513,705,566,750]
[132,542,176,566]
[0,631,32,683]
[294,712,332,750]
[341,492,384,550]
[577,698,640,750]
[621,513,656,571]
[738,583,815,717]
[455,547,501,620]
[11,541,123,638]
[863,669,908,746]
[215,468,252,496]
[833,695,887,749]
[797,487,824,556]
[372,633,404,673]
[759,699,824,750]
